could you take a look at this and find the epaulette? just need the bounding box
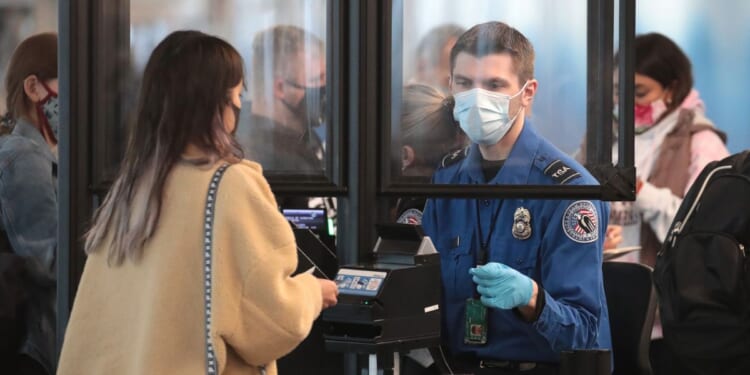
[440,147,469,168]
[543,159,581,184]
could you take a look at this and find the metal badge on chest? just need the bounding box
[512,207,531,240]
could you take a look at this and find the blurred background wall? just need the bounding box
[2,0,748,153]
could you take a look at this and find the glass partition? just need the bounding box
[384,0,634,202]
[392,0,590,183]
[97,0,331,183]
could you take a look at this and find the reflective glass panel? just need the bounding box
[129,0,328,176]
[392,0,591,185]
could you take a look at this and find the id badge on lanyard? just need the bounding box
[464,298,488,344]
[463,199,502,345]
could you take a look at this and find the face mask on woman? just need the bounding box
[36,80,60,140]
[634,98,667,129]
[452,83,528,145]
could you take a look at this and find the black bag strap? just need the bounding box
[203,163,230,375]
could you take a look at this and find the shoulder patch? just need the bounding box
[440,147,469,168]
[562,200,599,243]
[396,208,423,225]
[543,159,581,184]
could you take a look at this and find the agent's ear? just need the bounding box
[521,79,538,107]
[401,145,416,171]
[273,78,286,100]
[23,75,42,102]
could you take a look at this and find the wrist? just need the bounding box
[527,279,538,307]
[516,280,539,320]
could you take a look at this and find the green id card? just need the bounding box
[464,298,487,345]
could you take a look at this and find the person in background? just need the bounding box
[608,32,729,267]
[412,24,466,94]
[610,32,730,375]
[394,83,466,375]
[237,25,326,174]
[422,22,611,374]
[238,25,337,243]
[56,30,338,375]
[394,83,466,224]
[0,32,59,375]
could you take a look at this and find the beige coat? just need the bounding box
[57,160,322,375]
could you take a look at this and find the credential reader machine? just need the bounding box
[322,224,441,374]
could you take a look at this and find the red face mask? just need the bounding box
[634,99,667,129]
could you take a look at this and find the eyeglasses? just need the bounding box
[284,79,324,90]
[284,79,308,90]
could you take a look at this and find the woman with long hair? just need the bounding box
[57,30,338,375]
[0,32,59,375]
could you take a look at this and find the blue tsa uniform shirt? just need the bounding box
[422,122,612,363]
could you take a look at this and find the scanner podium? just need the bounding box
[322,224,441,374]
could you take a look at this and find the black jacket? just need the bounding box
[238,113,324,174]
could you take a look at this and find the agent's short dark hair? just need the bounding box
[634,33,693,110]
[449,21,535,86]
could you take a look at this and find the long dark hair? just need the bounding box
[86,30,245,265]
[2,32,58,128]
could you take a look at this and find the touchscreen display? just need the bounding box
[283,208,327,231]
[335,268,387,297]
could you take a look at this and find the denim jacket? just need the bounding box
[0,119,57,374]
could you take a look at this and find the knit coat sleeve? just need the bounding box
[212,161,323,368]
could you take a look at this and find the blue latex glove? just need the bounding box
[469,262,534,310]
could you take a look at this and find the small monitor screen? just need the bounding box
[335,268,387,297]
[283,208,327,231]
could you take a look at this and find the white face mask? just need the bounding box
[453,83,528,145]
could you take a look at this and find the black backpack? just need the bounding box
[654,150,750,374]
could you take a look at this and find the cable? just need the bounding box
[437,345,455,375]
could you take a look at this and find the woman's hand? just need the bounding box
[318,279,339,309]
[604,225,623,250]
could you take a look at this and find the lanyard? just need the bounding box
[474,199,504,266]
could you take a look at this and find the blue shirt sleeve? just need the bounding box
[532,199,609,352]
[421,198,437,239]
[0,148,57,272]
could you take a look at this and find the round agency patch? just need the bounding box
[397,208,423,225]
[562,200,599,243]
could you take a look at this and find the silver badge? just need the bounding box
[512,207,532,240]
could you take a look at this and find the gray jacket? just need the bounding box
[0,119,57,374]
